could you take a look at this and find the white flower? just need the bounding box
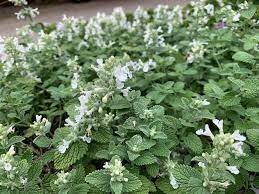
[65,118,77,128]
[187,53,194,63]
[232,142,244,155]
[233,13,240,22]
[8,0,28,6]
[143,59,156,72]
[7,145,16,156]
[114,65,132,89]
[56,22,65,31]
[20,176,28,185]
[227,166,239,175]
[4,163,12,171]
[198,162,206,168]
[201,99,210,106]
[79,135,91,143]
[212,119,224,132]
[204,4,214,16]
[36,115,42,122]
[71,72,80,89]
[196,124,213,137]
[232,130,246,142]
[169,175,179,189]
[217,0,224,7]
[58,140,71,154]
[122,87,130,97]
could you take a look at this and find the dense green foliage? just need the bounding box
[0,0,259,193]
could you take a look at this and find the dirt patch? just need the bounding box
[0,0,189,36]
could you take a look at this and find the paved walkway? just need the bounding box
[0,0,188,36]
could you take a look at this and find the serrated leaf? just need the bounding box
[85,169,111,192]
[28,161,43,181]
[183,133,203,155]
[146,163,160,177]
[68,183,90,194]
[33,135,52,148]
[54,141,88,169]
[242,155,259,172]
[111,182,123,194]
[133,152,157,166]
[122,172,142,192]
[7,136,25,147]
[171,164,202,192]
[150,142,170,157]
[232,51,255,64]
[246,129,259,150]
[241,5,257,19]
[156,177,179,194]
[109,95,130,109]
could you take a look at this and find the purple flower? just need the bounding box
[215,21,225,29]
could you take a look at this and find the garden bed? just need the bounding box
[0,0,258,194]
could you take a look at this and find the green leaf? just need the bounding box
[7,136,25,147]
[146,163,160,177]
[246,129,259,150]
[156,177,179,194]
[54,141,88,169]
[241,5,257,19]
[219,93,241,107]
[171,164,202,192]
[242,155,259,172]
[126,135,156,152]
[183,133,203,155]
[85,169,111,192]
[188,177,210,194]
[68,183,90,194]
[232,51,255,64]
[28,161,43,181]
[109,95,131,109]
[111,182,123,194]
[122,172,142,192]
[127,151,140,161]
[33,135,52,148]
[133,152,157,166]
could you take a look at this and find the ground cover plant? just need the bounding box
[0,0,258,193]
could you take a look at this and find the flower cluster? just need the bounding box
[15,7,39,20]
[0,124,14,146]
[66,56,82,89]
[103,158,128,182]
[29,115,51,136]
[0,146,16,172]
[196,119,246,193]
[8,0,27,6]
[58,56,156,154]
[54,171,71,186]
[187,40,207,64]
[144,24,165,48]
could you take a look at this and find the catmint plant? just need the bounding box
[0,0,258,193]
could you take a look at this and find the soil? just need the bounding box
[0,0,189,36]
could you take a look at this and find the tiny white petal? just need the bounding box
[232,130,246,142]
[232,142,244,155]
[227,166,239,175]
[4,163,12,171]
[204,124,213,137]
[212,119,224,131]
[58,140,71,154]
[198,162,206,168]
[196,129,204,135]
[169,175,179,189]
